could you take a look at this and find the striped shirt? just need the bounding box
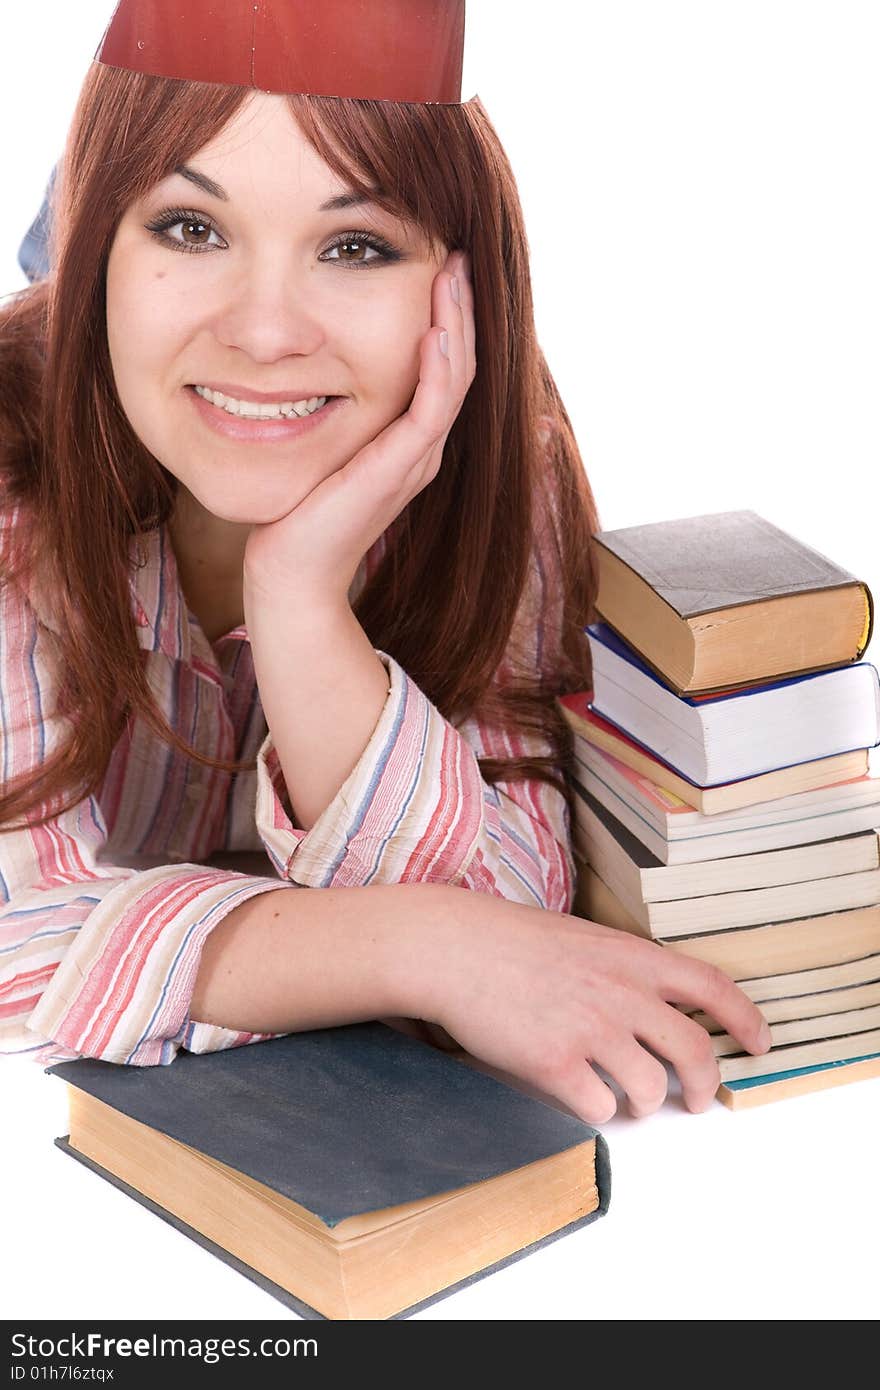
[0,489,575,1068]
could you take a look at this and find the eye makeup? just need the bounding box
[142,206,405,267]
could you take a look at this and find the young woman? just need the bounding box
[0,48,769,1123]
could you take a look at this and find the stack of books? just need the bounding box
[560,509,880,1109]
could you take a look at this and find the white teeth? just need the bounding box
[193,386,328,419]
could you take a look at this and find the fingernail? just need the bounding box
[439,329,449,356]
[450,274,461,304]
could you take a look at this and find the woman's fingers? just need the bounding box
[650,1010,729,1114]
[656,949,771,1058]
[551,1001,734,1122]
[610,943,772,1111]
[544,1054,619,1126]
[588,1027,672,1118]
[410,251,475,484]
[452,250,477,388]
[545,923,772,1121]
[596,995,722,1115]
[585,925,770,1060]
[411,250,474,431]
[436,249,476,402]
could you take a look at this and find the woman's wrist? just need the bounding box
[191,881,474,1036]
[242,571,390,831]
[242,563,352,628]
[384,882,497,1027]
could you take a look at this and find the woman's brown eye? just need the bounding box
[181,221,211,245]
[144,210,226,252]
[338,239,368,262]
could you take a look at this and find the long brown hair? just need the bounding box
[0,64,600,831]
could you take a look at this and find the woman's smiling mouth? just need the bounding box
[192,385,328,419]
[185,384,346,441]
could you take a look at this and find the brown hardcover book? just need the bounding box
[593,509,874,696]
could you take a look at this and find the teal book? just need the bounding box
[718,1049,880,1109]
[47,1022,610,1320]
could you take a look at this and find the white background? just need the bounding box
[2,1,879,1322]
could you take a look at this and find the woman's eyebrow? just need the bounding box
[172,164,380,213]
[319,190,380,212]
[174,165,229,201]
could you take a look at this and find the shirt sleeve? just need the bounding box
[0,558,297,1068]
[254,482,576,914]
[17,168,56,284]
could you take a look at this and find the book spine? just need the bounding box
[857,582,875,660]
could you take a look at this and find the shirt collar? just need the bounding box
[130,522,199,662]
[27,517,379,663]
[26,522,224,664]
[131,520,385,661]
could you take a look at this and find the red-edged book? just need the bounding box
[558,691,870,816]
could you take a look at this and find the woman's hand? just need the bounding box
[243,248,476,606]
[405,892,772,1124]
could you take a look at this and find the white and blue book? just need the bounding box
[586,623,880,787]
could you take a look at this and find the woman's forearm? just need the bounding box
[243,581,390,832]
[188,878,772,1124]
[189,881,456,1035]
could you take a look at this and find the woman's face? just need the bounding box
[106,92,447,524]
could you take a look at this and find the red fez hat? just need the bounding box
[95,0,466,104]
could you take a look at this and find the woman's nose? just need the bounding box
[212,260,326,363]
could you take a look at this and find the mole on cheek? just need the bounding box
[155,270,167,280]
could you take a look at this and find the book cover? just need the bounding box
[594,509,873,630]
[718,1051,880,1109]
[592,512,874,696]
[588,620,880,712]
[47,1022,611,1320]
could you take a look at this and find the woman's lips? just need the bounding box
[185,385,346,442]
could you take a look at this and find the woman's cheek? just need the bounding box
[375,314,429,418]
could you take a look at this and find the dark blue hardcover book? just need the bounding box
[47,1022,610,1320]
[588,621,880,707]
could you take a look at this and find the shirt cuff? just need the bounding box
[26,865,296,1066]
[255,650,485,888]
